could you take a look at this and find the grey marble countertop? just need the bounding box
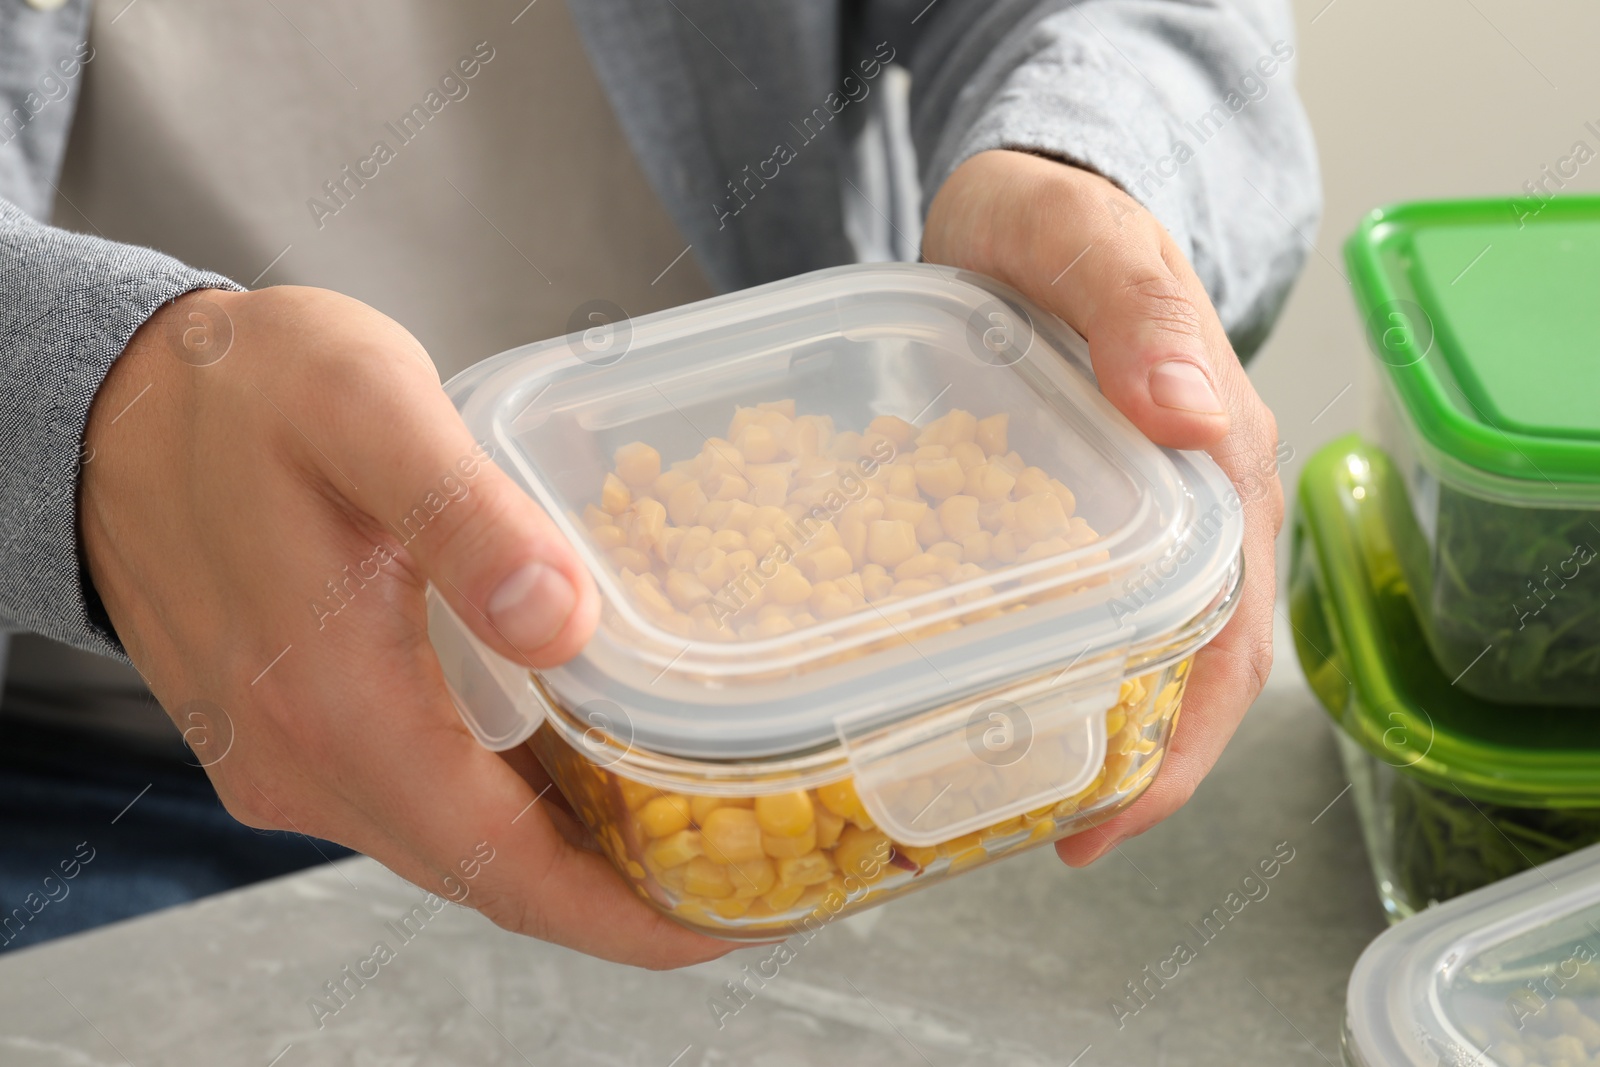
[0,621,1388,1066]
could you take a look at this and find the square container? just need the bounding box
[1346,197,1600,705]
[1291,435,1600,923]
[1343,841,1600,1067]
[429,263,1243,938]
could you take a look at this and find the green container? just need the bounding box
[1290,436,1600,921]
[1346,197,1600,704]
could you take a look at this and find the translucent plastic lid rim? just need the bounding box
[1377,375,1600,509]
[465,264,1201,678]
[541,552,1241,793]
[1345,843,1600,1066]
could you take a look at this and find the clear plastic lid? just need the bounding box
[1345,843,1600,1066]
[429,264,1242,760]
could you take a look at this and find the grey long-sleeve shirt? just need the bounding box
[0,0,1319,660]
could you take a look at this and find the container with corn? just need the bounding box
[428,264,1244,938]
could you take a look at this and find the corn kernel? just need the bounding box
[689,795,751,824]
[892,552,944,581]
[892,578,938,597]
[712,896,751,919]
[638,794,693,838]
[1014,466,1052,498]
[827,430,863,460]
[751,791,814,839]
[684,856,735,899]
[788,414,831,458]
[632,576,676,618]
[965,463,1017,502]
[867,415,916,447]
[797,544,853,582]
[761,882,806,912]
[754,614,795,638]
[816,779,866,823]
[700,807,766,864]
[749,466,790,507]
[814,805,845,850]
[948,846,988,872]
[667,481,708,525]
[609,545,652,575]
[1018,492,1069,541]
[747,525,777,557]
[583,503,612,528]
[762,825,817,858]
[601,473,631,515]
[937,494,981,540]
[665,569,712,610]
[943,409,977,444]
[728,857,777,898]
[652,468,692,502]
[1048,478,1077,516]
[777,851,835,887]
[960,531,992,564]
[590,524,626,550]
[832,826,891,880]
[619,779,662,811]
[866,520,919,568]
[885,465,918,498]
[1018,537,1071,564]
[951,441,986,472]
[915,457,966,500]
[644,829,703,869]
[736,423,781,464]
[895,843,939,867]
[768,565,812,606]
[614,442,662,489]
[881,494,930,526]
[975,413,1009,456]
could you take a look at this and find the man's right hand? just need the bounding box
[80,285,732,969]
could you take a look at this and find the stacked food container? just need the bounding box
[1292,197,1600,920]
[428,263,1245,938]
[1343,841,1600,1066]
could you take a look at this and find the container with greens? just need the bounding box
[1347,197,1600,705]
[1291,437,1600,920]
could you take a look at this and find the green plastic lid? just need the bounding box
[1290,435,1600,805]
[1345,196,1600,484]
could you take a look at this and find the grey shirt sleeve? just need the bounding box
[0,199,242,659]
[1,1,241,659]
[871,0,1321,360]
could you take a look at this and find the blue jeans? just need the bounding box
[0,714,352,953]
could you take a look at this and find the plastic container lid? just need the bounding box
[1344,841,1600,1066]
[429,263,1242,764]
[1345,196,1600,491]
[1291,435,1600,805]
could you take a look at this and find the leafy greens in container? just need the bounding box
[1291,437,1600,921]
[1346,196,1600,705]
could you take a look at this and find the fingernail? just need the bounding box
[1149,360,1223,414]
[487,562,576,653]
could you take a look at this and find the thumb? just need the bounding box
[1043,214,1231,452]
[351,388,600,669]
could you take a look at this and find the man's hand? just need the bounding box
[923,150,1283,865]
[81,285,731,968]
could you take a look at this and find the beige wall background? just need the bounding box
[1258,0,1600,579]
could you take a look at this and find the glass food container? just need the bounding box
[1291,436,1600,923]
[1343,841,1600,1067]
[428,263,1244,939]
[1346,196,1600,705]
